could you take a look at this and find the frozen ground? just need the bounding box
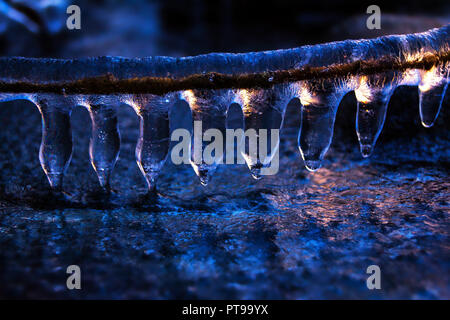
[0,87,448,299]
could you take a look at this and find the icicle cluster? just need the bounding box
[0,25,448,192]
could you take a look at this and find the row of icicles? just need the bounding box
[1,64,447,193]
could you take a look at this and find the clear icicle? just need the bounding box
[355,74,397,158]
[87,103,121,190]
[124,94,175,192]
[235,85,290,179]
[296,80,349,171]
[183,89,232,186]
[418,63,449,128]
[33,94,73,191]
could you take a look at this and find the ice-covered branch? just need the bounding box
[0,25,448,95]
[0,25,448,192]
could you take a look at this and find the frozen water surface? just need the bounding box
[0,85,448,299]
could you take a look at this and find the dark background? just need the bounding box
[0,0,449,299]
[1,0,449,57]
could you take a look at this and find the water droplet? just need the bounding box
[250,165,262,180]
[197,169,210,186]
[359,145,373,158]
[304,160,322,172]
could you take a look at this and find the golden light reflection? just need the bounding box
[237,89,256,114]
[122,95,141,114]
[297,84,319,106]
[354,76,372,104]
[182,89,196,104]
[419,66,444,92]
[73,95,89,109]
[404,50,424,64]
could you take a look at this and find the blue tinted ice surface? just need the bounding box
[0,25,448,83]
[0,88,448,299]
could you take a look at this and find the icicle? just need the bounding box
[295,79,349,171]
[33,94,73,191]
[124,94,176,192]
[0,25,448,192]
[235,85,291,179]
[355,74,397,157]
[182,89,232,186]
[418,63,449,127]
[86,103,120,190]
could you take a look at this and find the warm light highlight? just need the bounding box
[419,66,444,92]
[354,76,373,104]
[182,90,197,106]
[298,85,319,106]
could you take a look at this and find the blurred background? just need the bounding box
[0,0,449,58]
